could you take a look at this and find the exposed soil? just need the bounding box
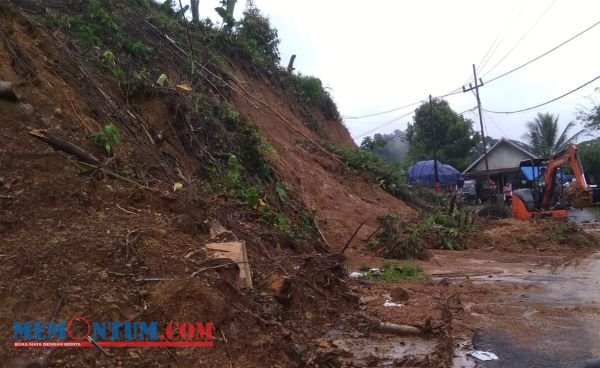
[2,2,600,368]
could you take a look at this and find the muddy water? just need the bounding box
[338,247,600,366]
[440,251,600,367]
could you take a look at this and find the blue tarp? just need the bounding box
[408,160,462,186]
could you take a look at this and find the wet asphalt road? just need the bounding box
[471,249,600,368]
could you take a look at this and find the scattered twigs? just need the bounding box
[190,261,248,277]
[177,0,195,74]
[29,129,100,165]
[314,220,332,250]
[66,95,95,133]
[75,161,149,189]
[0,28,36,77]
[220,329,234,368]
[107,271,135,277]
[136,277,171,282]
[86,336,111,357]
[116,204,137,215]
[125,230,144,262]
[50,294,64,322]
[364,224,383,243]
[340,222,365,254]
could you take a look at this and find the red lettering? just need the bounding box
[165,321,176,340]
[179,322,194,340]
[194,322,213,340]
[66,317,91,341]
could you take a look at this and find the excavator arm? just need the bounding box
[541,144,592,209]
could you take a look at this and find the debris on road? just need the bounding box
[376,321,422,335]
[469,350,498,361]
[348,271,364,278]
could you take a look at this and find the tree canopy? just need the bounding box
[522,112,585,158]
[579,138,600,184]
[405,99,479,171]
[577,88,600,133]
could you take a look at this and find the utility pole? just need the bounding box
[462,64,489,175]
[429,94,440,191]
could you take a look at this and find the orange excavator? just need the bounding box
[512,144,594,220]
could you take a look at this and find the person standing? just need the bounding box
[503,183,512,204]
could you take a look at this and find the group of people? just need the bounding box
[476,180,512,204]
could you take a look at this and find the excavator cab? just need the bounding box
[512,159,567,219]
[512,145,593,220]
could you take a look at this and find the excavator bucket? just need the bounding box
[565,186,593,209]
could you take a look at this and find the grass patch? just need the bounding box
[323,143,412,200]
[359,262,428,282]
[552,221,595,246]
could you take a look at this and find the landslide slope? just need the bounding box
[0,1,414,366]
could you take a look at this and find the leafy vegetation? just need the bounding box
[323,143,412,200]
[577,88,600,133]
[369,213,427,259]
[292,74,341,121]
[405,99,480,171]
[575,138,600,183]
[217,100,241,130]
[359,262,428,282]
[62,0,153,61]
[93,123,121,155]
[215,0,237,30]
[235,5,280,68]
[410,210,473,251]
[552,222,594,246]
[523,112,585,157]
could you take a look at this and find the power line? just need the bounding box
[485,18,600,84]
[483,74,600,114]
[479,0,529,72]
[483,110,511,137]
[475,0,522,71]
[352,109,416,139]
[342,100,423,120]
[343,87,465,121]
[481,0,557,78]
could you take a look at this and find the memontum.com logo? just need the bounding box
[13,318,214,348]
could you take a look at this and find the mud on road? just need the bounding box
[338,220,600,367]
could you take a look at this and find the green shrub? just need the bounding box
[217,101,241,130]
[236,6,280,67]
[259,207,294,237]
[370,213,427,259]
[122,40,153,60]
[323,143,412,200]
[93,123,121,154]
[292,74,341,121]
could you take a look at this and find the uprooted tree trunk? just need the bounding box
[28,129,100,165]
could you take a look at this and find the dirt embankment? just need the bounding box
[231,67,415,252]
[2,4,598,367]
[0,2,418,367]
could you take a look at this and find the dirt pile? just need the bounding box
[0,1,418,366]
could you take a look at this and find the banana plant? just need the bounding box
[215,0,236,31]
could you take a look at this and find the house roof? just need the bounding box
[462,137,537,174]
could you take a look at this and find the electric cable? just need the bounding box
[485,19,600,84]
[483,74,600,114]
[481,0,557,78]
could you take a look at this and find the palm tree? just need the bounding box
[523,113,586,157]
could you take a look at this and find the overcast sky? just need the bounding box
[190,0,600,144]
